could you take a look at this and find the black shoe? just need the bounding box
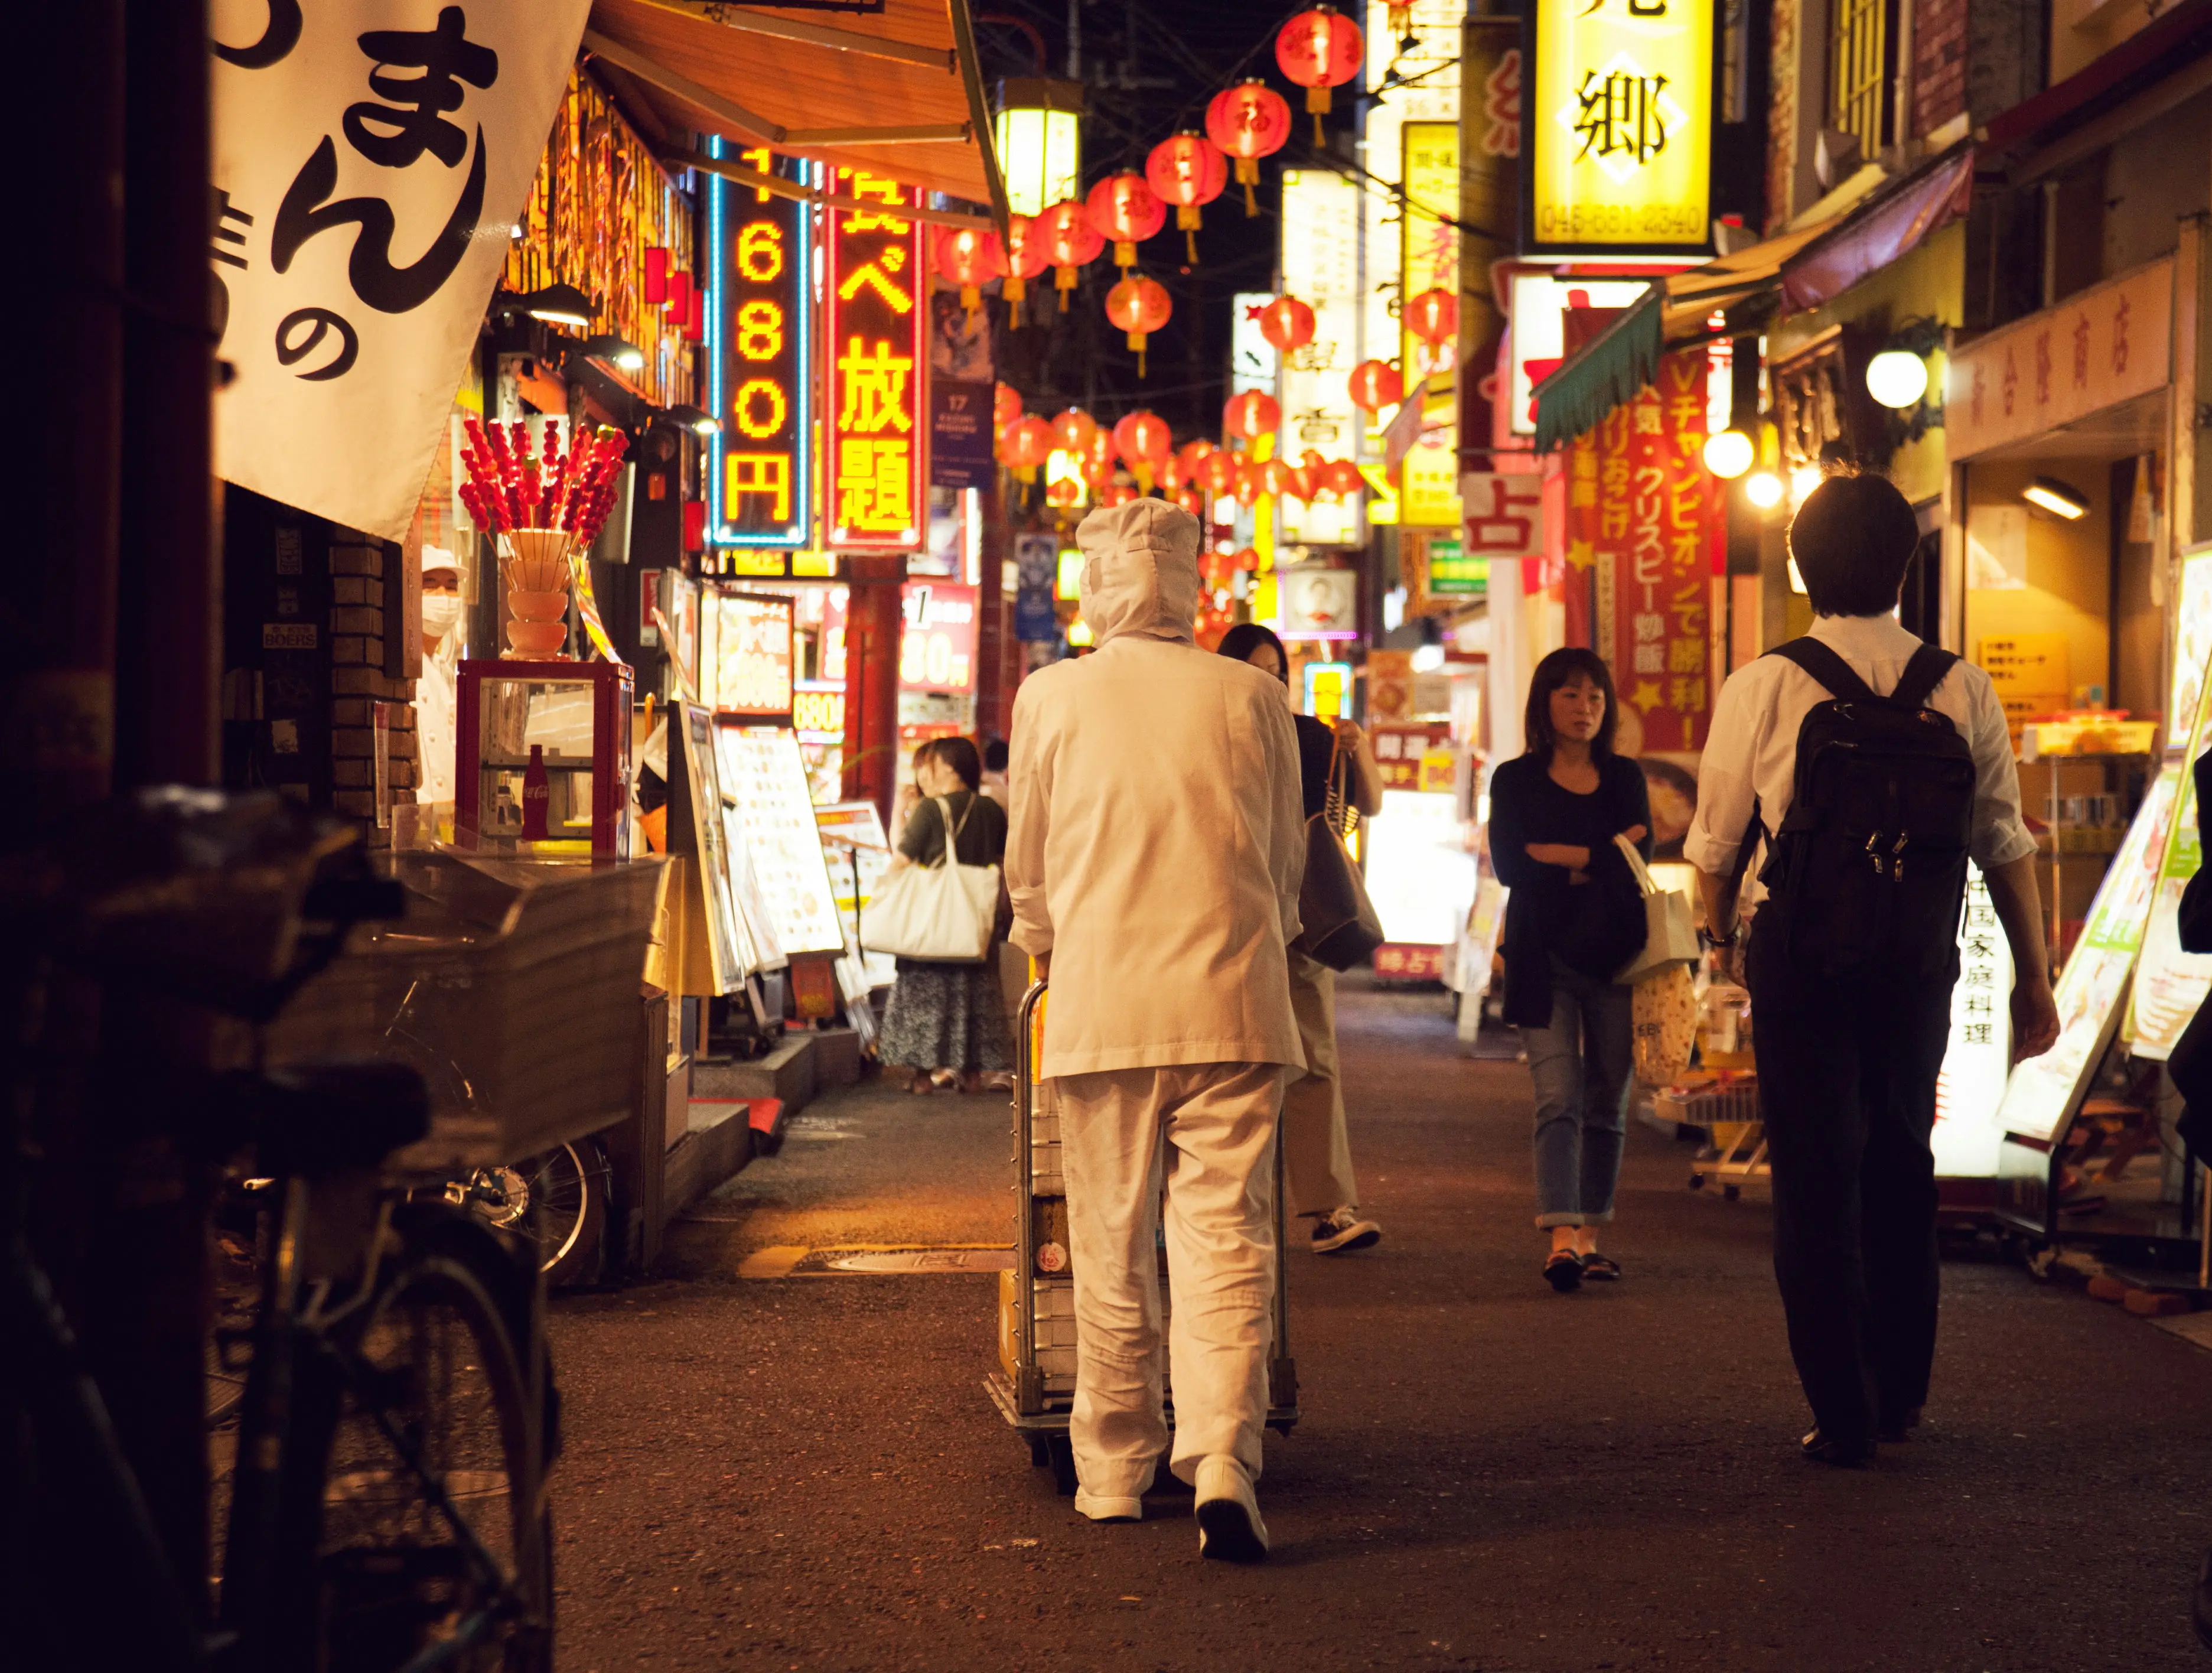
[2194,1546,2212,1651]
[1800,1428,1875,1467]
[1578,1252,1621,1281]
[1877,1406,1923,1444]
[1543,1251,1582,1292]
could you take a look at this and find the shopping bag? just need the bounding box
[859,798,998,963]
[1631,963,1699,1085]
[1611,832,1700,985]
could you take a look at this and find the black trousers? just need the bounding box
[1748,926,1954,1443]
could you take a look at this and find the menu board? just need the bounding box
[816,799,898,991]
[1998,764,2180,1145]
[1931,867,2015,1178]
[709,592,796,721]
[715,727,846,956]
[676,704,762,990]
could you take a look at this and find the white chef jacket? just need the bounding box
[415,643,457,806]
[1684,611,2035,894]
[1007,499,1307,1077]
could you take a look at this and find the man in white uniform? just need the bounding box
[1006,498,1306,1561]
[415,546,463,809]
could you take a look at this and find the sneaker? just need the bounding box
[1074,1490,1143,1523]
[1192,1456,1268,1561]
[1311,1206,1382,1254]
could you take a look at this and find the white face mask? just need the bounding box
[421,594,463,636]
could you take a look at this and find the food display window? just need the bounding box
[453,659,633,857]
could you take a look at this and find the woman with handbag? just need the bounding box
[877,738,1015,1095]
[1488,648,1651,1292]
[1216,624,1386,1255]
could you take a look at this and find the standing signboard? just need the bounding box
[211,0,592,540]
[826,171,927,551]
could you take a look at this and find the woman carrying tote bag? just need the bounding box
[876,738,1016,1095]
[1488,648,1652,1293]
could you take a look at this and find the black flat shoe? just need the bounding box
[1543,1251,1582,1292]
[1877,1406,1922,1444]
[1578,1253,1621,1281]
[1800,1428,1875,1467]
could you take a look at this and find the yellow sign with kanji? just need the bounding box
[826,170,925,549]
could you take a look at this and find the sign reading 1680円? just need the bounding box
[716,148,813,548]
[1526,0,1713,253]
[826,171,926,551]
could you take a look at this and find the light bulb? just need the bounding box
[1702,428,1754,479]
[2022,477,2090,520]
[1791,465,1825,504]
[1865,349,1930,410]
[1411,643,1445,673]
[1745,470,1783,509]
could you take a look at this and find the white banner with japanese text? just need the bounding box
[211,0,590,539]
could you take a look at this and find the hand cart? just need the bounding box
[985,981,1300,1496]
[1676,1077,1769,1200]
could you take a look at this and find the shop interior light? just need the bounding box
[994,77,1086,218]
[1067,617,1094,647]
[669,403,721,437]
[2022,476,2090,520]
[1410,643,1445,673]
[1865,349,1930,409]
[513,283,595,329]
[1790,464,1825,505]
[1702,428,1754,479]
[585,334,646,373]
[1744,470,1784,510]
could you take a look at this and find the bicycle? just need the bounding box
[4,789,555,1672]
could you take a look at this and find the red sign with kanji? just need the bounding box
[825,171,926,550]
[1565,348,1716,754]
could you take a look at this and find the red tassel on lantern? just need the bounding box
[1205,82,1294,217]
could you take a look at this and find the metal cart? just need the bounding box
[985,981,1300,1496]
[1679,1078,1769,1200]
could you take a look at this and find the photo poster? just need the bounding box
[1996,764,2181,1145]
[816,800,898,991]
[2125,636,2212,1057]
[716,728,846,957]
[674,702,759,994]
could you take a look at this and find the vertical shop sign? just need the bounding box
[210,0,592,541]
[1526,0,1714,253]
[1230,293,1279,395]
[1279,170,1363,545]
[1932,866,2015,1177]
[714,148,813,550]
[1400,122,1461,529]
[826,172,927,550]
[1458,19,1521,453]
[1569,349,1715,754]
[1014,534,1059,642]
[929,291,996,490]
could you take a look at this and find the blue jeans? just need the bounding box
[1520,959,1633,1229]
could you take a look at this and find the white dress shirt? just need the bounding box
[1684,611,2035,892]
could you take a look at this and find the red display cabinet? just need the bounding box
[454,659,633,857]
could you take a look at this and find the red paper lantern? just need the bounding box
[1145,132,1229,263]
[1086,174,1167,271]
[1001,213,1053,326]
[1258,458,1296,498]
[1347,358,1405,413]
[1232,460,1263,506]
[998,414,1052,470]
[1200,450,1238,495]
[1081,450,1116,491]
[1276,8,1366,139]
[1102,484,1138,507]
[994,383,1024,428]
[1258,295,1317,357]
[1051,408,1099,458]
[933,225,1004,317]
[1406,286,1458,370]
[1177,487,1207,520]
[1224,389,1281,441]
[1178,438,1217,477]
[1112,410,1173,468]
[1321,458,1364,497]
[1206,81,1294,216]
[1040,199,1103,311]
[1105,275,1172,376]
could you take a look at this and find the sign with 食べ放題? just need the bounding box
[1526,0,1713,253]
[211,0,591,540]
[827,172,927,551]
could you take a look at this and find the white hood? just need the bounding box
[1075,498,1202,647]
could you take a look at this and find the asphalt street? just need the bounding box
[548,981,2212,1672]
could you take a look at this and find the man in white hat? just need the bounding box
[1005,497,1306,1561]
[415,546,464,808]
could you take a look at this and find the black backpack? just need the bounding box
[1754,637,1978,981]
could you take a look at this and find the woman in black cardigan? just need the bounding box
[1487,648,1652,1292]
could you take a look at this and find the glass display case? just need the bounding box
[454,658,633,857]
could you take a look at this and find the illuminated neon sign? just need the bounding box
[710,144,813,551]
[825,170,926,551]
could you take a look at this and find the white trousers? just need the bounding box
[1054,1062,1284,1498]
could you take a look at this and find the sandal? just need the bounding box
[1543,1251,1583,1293]
[907,1072,936,1095]
[1579,1253,1621,1281]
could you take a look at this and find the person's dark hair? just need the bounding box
[1523,647,1618,760]
[1789,472,1921,617]
[933,735,982,790]
[1215,621,1289,682]
[983,737,1009,774]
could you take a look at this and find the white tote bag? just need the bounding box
[1611,832,1701,985]
[861,796,999,964]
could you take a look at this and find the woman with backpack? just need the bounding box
[878,737,1015,1094]
[1487,649,1651,1292]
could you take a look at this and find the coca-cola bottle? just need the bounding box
[521,743,549,840]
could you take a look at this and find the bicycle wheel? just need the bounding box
[464,1143,605,1285]
[290,1231,552,1673]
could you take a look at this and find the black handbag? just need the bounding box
[1292,737,1386,972]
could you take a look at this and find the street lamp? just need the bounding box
[993,78,1084,217]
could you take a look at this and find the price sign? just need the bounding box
[900,582,977,693]
[712,148,813,549]
[711,592,795,721]
[826,171,926,551]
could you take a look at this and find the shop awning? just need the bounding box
[581,0,1006,222]
[1533,145,1975,451]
